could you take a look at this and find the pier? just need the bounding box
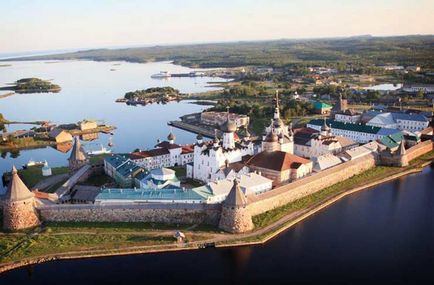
[168,121,215,138]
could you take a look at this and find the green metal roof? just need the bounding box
[313,101,333,110]
[308,119,382,134]
[96,188,206,201]
[379,132,404,148]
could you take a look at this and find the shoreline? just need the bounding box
[0,161,431,274]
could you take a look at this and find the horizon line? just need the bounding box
[1,33,433,60]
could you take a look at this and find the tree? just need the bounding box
[416,89,425,99]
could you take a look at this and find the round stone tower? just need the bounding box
[2,166,40,231]
[219,179,254,233]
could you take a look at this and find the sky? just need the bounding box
[0,0,433,54]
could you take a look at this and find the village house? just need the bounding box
[48,128,73,143]
[79,119,98,131]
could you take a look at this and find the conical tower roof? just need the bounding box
[396,140,406,156]
[69,136,87,162]
[5,166,34,202]
[224,179,248,207]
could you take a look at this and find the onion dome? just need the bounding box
[321,120,331,132]
[273,118,283,128]
[167,132,176,141]
[220,119,237,133]
[196,134,203,141]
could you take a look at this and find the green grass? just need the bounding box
[0,232,175,263]
[0,221,215,263]
[82,174,113,186]
[89,154,109,165]
[10,166,69,189]
[169,166,186,177]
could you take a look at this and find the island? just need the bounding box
[0,78,61,94]
[116,87,181,105]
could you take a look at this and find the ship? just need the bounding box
[22,159,45,169]
[85,143,112,156]
[151,71,171,79]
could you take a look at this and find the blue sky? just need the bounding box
[1,0,433,53]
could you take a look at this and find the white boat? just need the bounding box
[86,144,112,156]
[151,71,171,79]
[23,159,45,169]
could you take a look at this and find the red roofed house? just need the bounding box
[245,150,313,186]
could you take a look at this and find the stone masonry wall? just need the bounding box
[219,206,254,233]
[247,154,377,216]
[3,200,40,231]
[38,203,221,225]
[405,140,433,162]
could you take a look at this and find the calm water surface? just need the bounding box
[0,60,227,192]
[1,166,433,284]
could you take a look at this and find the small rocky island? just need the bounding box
[116,87,181,105]
[0,78,61,93]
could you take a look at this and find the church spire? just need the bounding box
[274,90,280,119]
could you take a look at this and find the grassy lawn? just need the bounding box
[82,173,113,187]
[89,154,110,165]
[169,166,186,177]
[0,221,216,263]
[10,166,69,189]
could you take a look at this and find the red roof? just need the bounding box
[129,148,170,159]
[154,141,181,149]
[246,151,311,172]
[181,144,194,154]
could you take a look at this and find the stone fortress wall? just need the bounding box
[38,154,379,225]
[20,139,434,232]
[405,140,433,162]
[247,153,377,216]
[39,203,221,225]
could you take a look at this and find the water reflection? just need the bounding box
[51,142,72,153]
[80,132,98,141]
